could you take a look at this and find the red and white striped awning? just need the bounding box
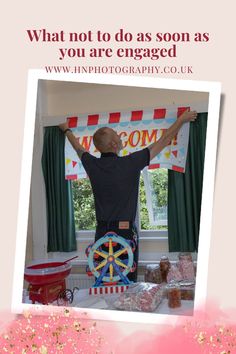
[65,106,190,180]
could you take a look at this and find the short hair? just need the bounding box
[93,127,112,152]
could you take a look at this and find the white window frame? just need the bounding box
[141,168,168,227]
[74,194,168,264]
[74,166,168,242]
[136,195,168,241]
[75,198,168,242]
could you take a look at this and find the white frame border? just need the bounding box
[12,70,221,325]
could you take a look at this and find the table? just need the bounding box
[23,287,194,316]
[72,288,194,315]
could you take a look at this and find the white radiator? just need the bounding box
[66,274,145,289]
[66,274,94,289]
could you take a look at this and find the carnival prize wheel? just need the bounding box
[87,233,134,285]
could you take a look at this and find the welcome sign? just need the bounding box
[65,106,190,180]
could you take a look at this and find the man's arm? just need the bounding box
[59,122,87,158]
[148,110,197,160]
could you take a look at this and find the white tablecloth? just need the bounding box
[23,287,194,315]
[72,288,194,315]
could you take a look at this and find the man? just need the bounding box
[59,109,197,281]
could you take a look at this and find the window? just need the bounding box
[140,168,168,231]
[72,168,168,233]
[72,179,96,231]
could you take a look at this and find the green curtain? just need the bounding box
[168,112,208,252]
[42,127,77,252]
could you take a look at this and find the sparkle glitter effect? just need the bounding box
[0,309,105,353]
[1,304,236,353]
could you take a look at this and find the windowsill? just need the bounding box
[76,236,94,242]
[139,236,168,241]
[76,230,168,242]
[76,236,168,242]
[46,249,198,267]
[46,255,197,267]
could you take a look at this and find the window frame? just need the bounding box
[140,168,168,230]
[31,96,210,271]
[74,166,168,241]
[75,198,168,242]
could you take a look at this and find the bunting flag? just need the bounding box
[65,106,190,180]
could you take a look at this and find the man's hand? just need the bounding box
[59,122,69,132]
[148,110,198,161]
[178,110,198,123]
[59,121,87,159]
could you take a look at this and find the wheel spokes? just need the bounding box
[93,249,108,259]
[115,258,128,269]
[114,247,128,258]
[109,264,113,281]
[95,259,107,271]
[89,235,133,284]
[108,238,113,256]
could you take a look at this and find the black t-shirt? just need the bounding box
[81,148,150,222]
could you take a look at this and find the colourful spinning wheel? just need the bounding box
[87,232,134,286]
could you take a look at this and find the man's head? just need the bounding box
[93,127,123,154]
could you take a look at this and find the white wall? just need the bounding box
[44,79,209,118]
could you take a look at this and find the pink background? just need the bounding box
[1,0,235,350]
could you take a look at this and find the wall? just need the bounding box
[44,80,209,117]
[25,196,33,263]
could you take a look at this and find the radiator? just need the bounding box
[66,274,145,289]
[66,274,94,289]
